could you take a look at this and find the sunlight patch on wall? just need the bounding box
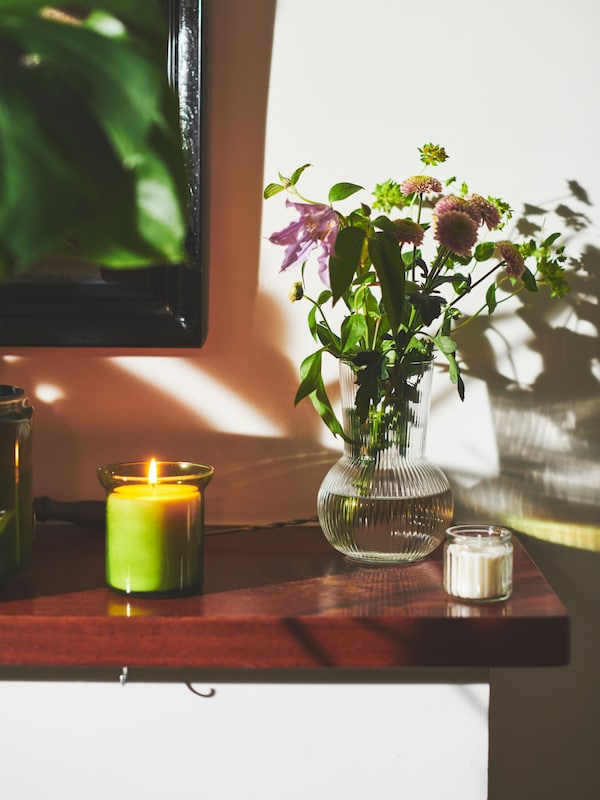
[34,383,65,404]
[110,357,283,437]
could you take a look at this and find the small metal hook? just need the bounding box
[119,666,128,687]
[185,682,216,698]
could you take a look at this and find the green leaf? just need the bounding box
[294,349,346,438]
[473,241,495,262]
[340,314,367,354]
[131,146,186,262]
[263,183,285,199]
[372,215,400,233]
[541,232,561,248]
[315,323,341,355]
[0,1,187,271]
[329,226,365,304]
[0,2,165,33]
[289,163,312,185]
[308,385,346,440]
[436,335,457,355]
[328,182,363,203]
[486,283,498,313]
[17,18,163,161]
[307,304,319,340]
[434,334,465,400]
[294,350,324,405]
[368,232,405,334]
[429,273,470,291]
[521,266,538,292]
[316,289,333,305]
[408,293,446,326]
[353,350,384,422]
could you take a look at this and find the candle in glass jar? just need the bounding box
[106,482,201,594]
[99,459,213,596]
[444,525,513,602]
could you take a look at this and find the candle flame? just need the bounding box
[148,458,158,485]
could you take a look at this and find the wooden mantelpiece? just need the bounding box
[0,524,569,670]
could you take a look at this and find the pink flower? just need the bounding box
[433,209,479,257]
[269,200,339,285]
[468,194,501,230]
[400,175,443,196]
[434,195,480,224]
[495,240,525,278]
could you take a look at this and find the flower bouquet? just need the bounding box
[265,143,568,439]
[264,144,569,562]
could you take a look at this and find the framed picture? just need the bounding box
[0,0,207,348]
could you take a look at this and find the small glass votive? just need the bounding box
[443,525,513,602]
[98,460,214,597]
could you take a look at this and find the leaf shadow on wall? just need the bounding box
[449,181,600,553]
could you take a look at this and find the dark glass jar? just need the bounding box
[0,386,34,586]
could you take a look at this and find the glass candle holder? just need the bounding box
[443,524,513,602]
[0,386,34,587]
[98,460,214,597]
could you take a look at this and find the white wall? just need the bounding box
[0,678,489,800]
[1,1,598,797]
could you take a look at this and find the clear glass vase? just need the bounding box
[317,360,453,563]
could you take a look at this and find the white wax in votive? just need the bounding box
[445,543,512,600]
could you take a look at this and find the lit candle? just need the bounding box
[99,459,214,596]
[443,525,513,602]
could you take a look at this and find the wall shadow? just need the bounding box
[448,182,600,553]
[451,184,600,800]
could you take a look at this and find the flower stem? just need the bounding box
[451,280,524,332]
[446,260,504,313]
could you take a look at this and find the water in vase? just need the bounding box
[318,487,454,563]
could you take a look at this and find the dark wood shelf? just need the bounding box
[0,524,569,670]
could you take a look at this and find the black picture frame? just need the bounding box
[0,0,207,348]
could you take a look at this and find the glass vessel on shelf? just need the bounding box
[0,386,34,586]
[317,360,453,563]
[98,460,214,597]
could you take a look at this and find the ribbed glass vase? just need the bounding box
[317,360,453,563]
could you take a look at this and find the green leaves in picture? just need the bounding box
[0,0,188,277]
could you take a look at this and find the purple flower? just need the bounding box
[269,200,339,285]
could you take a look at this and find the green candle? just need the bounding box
[106,483,202,595]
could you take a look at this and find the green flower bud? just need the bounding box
[288,281,304,302]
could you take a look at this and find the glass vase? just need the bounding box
[0,386,34,585]
[317,360,453,563]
